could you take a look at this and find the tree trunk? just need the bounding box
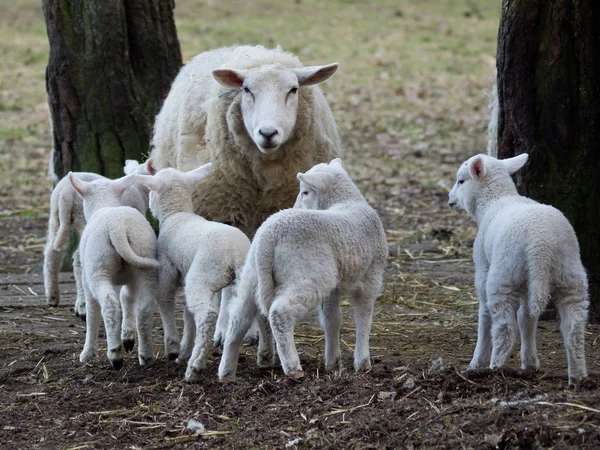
[43,0,182,179]
[496,0,600,320]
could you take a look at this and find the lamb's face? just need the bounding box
[448,160,474,212]
[213,63,339,154]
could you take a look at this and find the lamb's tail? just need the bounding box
[52,187,75,251]
[527,258,551,317]
[109,228,160,270]
[255,241,277,313]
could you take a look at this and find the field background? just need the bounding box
[2,1,600,448]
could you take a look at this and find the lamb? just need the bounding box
[218,158,388,381]
[68,172,159,369]
[448,153,588,383]
[136,163,251,382]
[150,45,343,238]
[43,159,154,316]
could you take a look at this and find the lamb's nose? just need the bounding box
[259,128,278,140]
[448,201,456,208]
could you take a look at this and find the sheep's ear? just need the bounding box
[329,158,347,172]
[502,153,529,175]
[294,63,339,86]
[136,174,163,192]
[69,172,91,198]
[145,159,156,176]
[212,69,247,88]
[123,159,140,175]
[469,155,487,180]
[112,173,137,196]
[184,162,213,185]
[297,172,325,191]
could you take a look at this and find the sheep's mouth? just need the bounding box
[256,143,281,154]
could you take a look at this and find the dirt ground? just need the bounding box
[2,0,600,449]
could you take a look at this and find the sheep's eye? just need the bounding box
[301,190,309,196]
[289,86,299,94]
[243,86,251,93]
[458,180,465,185]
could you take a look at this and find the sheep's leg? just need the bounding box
[256,314,275,369]
[352,292,375,373]
[157,261,180,360]
[269,291,314,378]
[319,294,342,372]
[177,307,195,364]
[43,241,61,306]
[184,285,218,382]
[80,283,101,363]
[119,285,136,353]
[130,271,157,367]
[73,249,87,318]
[213,289,228,348]
[556,292,589,383]
[469,270,492,369]
[218,292,261,381]
[517,305,540,371]
[488,291,519,370]
[95,282,124,370]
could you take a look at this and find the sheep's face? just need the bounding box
[448,153,529,215]
[213,63,339,154]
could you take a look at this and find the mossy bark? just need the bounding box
[496,0,600,320]
[43,0,182,179]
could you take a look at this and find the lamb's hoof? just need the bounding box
[139,355,156,367]
[46,296,59,307]
[167,352,179,361]
[76,312,86,322]
[287,369,305,380]
[185,367,203,383]
[257,353,275,368]
[213,336,223,349]
[79,350,94,363]
[354,359,372,373]
[176,355,190,365]
[243,334,259,347]
[219,373,236,383]
[110,358,124,370]
[123,339,135,353]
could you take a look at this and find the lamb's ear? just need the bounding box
[145,159,156,176]
[469,155,487,180]
[293,63,339,86]
[112,173,137,196]
[123,159,140,175]
[502,153,529,175]
[212,69,247,88]
[297,172,325,191]
[329,158,347,172]
[184,162,213,185]
[69,172,91,198]
[136,174,163,192]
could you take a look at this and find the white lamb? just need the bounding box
[150,45,343,238]
[136,163,251,382]
[69,172,159,369]
[218,158,388,381]
[448,153,588,383]
[43,159,154,316]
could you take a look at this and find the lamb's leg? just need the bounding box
[269,291,314,378]
[184,285,218,382]
[256,314,275,369]
[130,271,157,367]
[157,260,180,360]
[352,288,376,372]
[177,307,195,364]
[218,293,261,382]
[119,285,136,353]
[319,293,342,372]
[469,269,492,369]
[517,305,540,371]
[556,291,589,383]
[96,282,124,370]
[73,249,86,318]
[43,241,61,306]
[80,284,101,363]
[213,289,228,348]
[488,290,519,370]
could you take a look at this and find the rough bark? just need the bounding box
[496,0,600,320]
[43,0,182,179]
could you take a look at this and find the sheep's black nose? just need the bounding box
[259,128,278,140]
[448,202,456,208]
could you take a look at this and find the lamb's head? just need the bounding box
[123,158,156,176]
[69,172,138,220]
[448,153,529,217]
[294,158,362,210]
[213,62,338,154]
[137,162,212,221]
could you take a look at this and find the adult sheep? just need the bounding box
[150,45,343,237]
